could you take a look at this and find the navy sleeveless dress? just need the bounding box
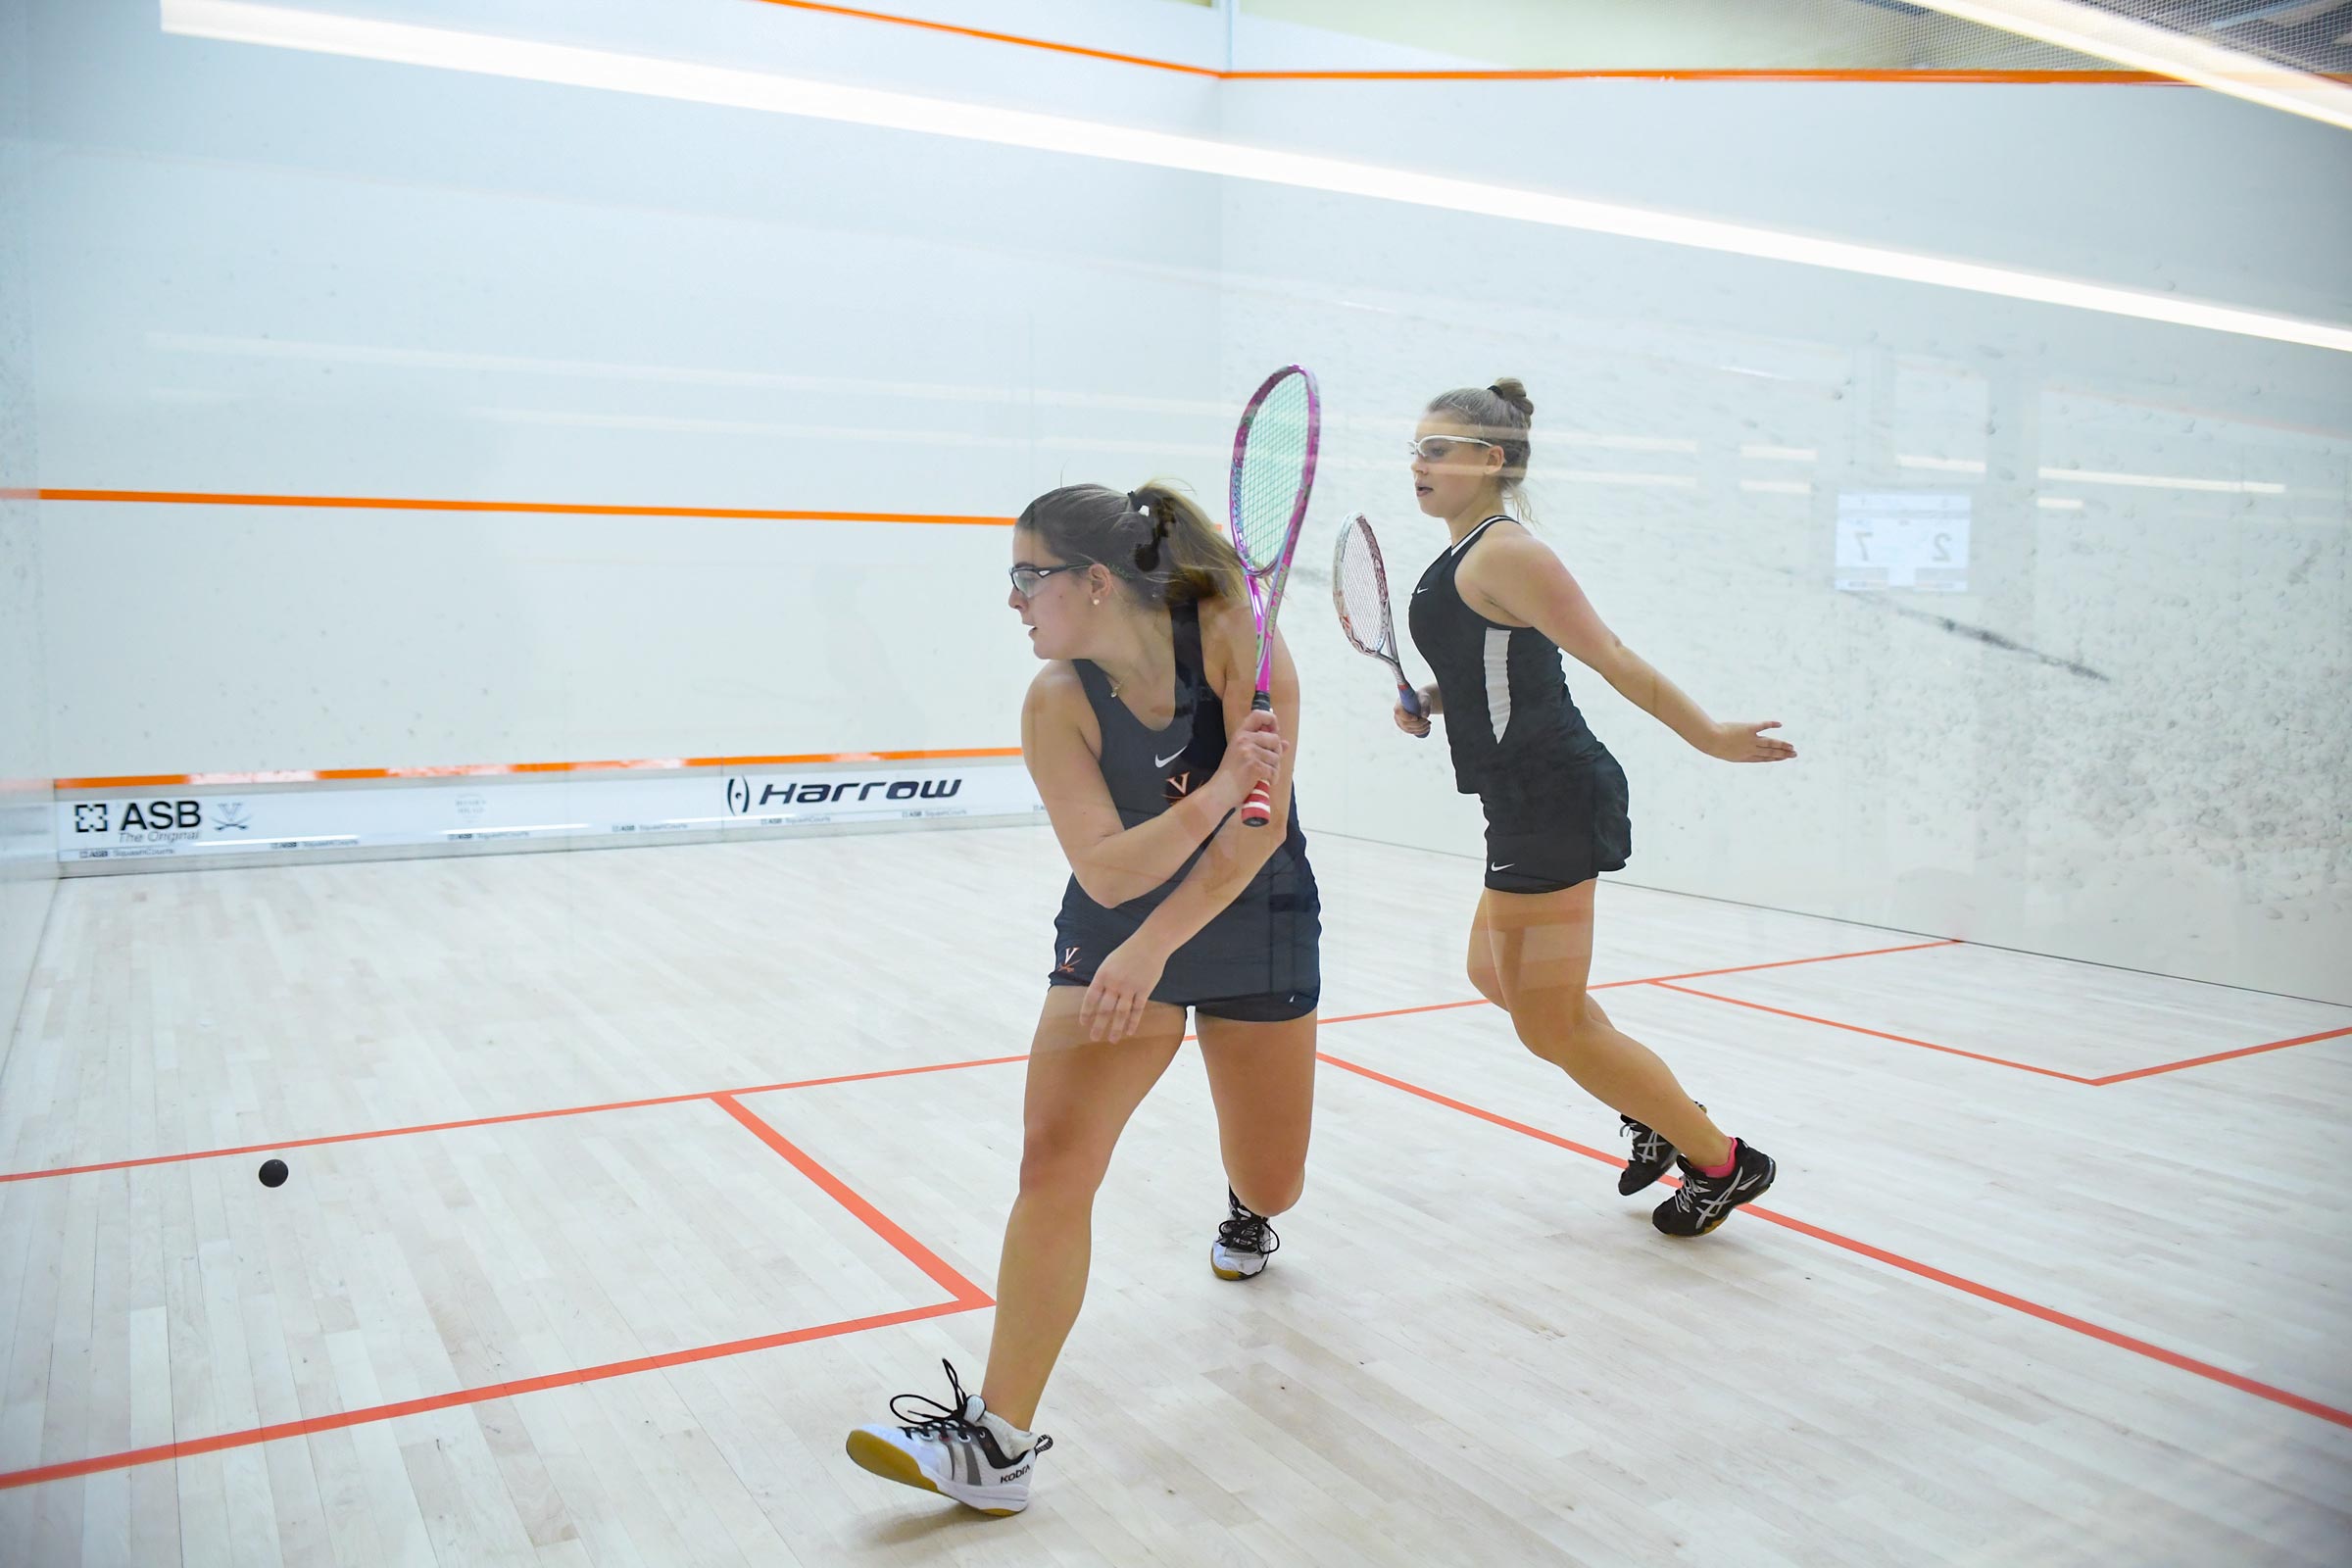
[1406,515,1631,894]
[1047,598,1320,1020]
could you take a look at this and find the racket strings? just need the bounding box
[1233,380,1314,573]
[1333,541,1395,658]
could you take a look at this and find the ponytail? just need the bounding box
[1017,480,1244,607]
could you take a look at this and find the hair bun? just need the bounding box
[1488,378,1534,420]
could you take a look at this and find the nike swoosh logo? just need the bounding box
[1412,586,1431,595]
[1489,862,1514,871]
[1154,746,1187,768]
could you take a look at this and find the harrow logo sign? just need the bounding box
[725,773,965,817]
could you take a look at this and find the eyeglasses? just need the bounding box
[1408,436,1501,463]
[1008,562,1087,599]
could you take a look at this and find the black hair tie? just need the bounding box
[1130,492,1171,571]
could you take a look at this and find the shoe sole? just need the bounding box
[1210,1245,1269,1282]
[1664,1160,1776,1239]
[844,1431,1023,1517]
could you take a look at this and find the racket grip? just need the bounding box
[1396,682,1425,718]
[1242,689,1274,828]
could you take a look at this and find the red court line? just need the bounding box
[740,0,2202,85]
[35,488,1013,527]
[1314,939,1966,1027]
[1653,980,2352,1086]
[0,936,1949,1183]
[1320,998,1494,1026]
[716,1093,991,1306]
[747,0,1221,76]
[1604,938,1962,988]
[2091,1025,2352,1086]
[1,937,2319,1188]
[1650,980,2104,1085]
[1223,68,2194,83]
[0,1054,1031,1185]
[1314,1050,2352,1432]
[0,1094,995,1490]
[0,1298,980,1490]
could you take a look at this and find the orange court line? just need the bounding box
[1649,980,2106,1084]
[35,487,1013,527]
[0,1093,993,1490]
[1314,1049,2352,1431]
[2,982,2342,1488]
[56,747,1023,791]
[717,1093,992,1306]
[1605,938,1963,987]
[0,1298,981,1490]
[1224,68,2192,83]
[742,2,2209,86]
[0,941,1949,1185]
[1651,979,2352,1086]
[0,1054,1033,1185]
[10,934,2332,1188]
[746,0,1222,76]
[1308,939,1966,1029]
[2090,1024,2352,1085]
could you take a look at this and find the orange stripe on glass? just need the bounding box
[55,747,1022,792]
[36,487,1014,526]
[741,2,2210,85]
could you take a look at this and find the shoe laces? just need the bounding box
[1667,1159,1739,1222]
[886,1362,1053,1456]
[1216,1196,1280,1257]
[1621,1117,1668,1168]
[886,1359,982,1441]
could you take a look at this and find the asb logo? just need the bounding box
[119,801,203,831]
[74,800,203,833]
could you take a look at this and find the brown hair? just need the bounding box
[1426,377,1535,518]
[1015,480,1243,607]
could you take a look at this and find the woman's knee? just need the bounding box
[1511,993,1600,1064]
[1016,1119,1116,1200]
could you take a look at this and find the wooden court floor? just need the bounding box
[2,826,2346,1566]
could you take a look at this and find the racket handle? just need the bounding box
[1396,681,1424,719]
[1242,690,1274,828]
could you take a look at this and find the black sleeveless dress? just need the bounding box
[1406,515,1631,894]
[1047,598,1320,1020]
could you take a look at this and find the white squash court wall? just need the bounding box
[0,0,57,1056]
[16,0,2350,1002]
[1209,72,2352,1005]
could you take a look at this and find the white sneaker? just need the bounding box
[844,1361,1052,1515]
[1210,1188,1280,1281]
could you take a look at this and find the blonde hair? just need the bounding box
[1426,377,1535,518]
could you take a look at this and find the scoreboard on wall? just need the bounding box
[1835,491,1971,593]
